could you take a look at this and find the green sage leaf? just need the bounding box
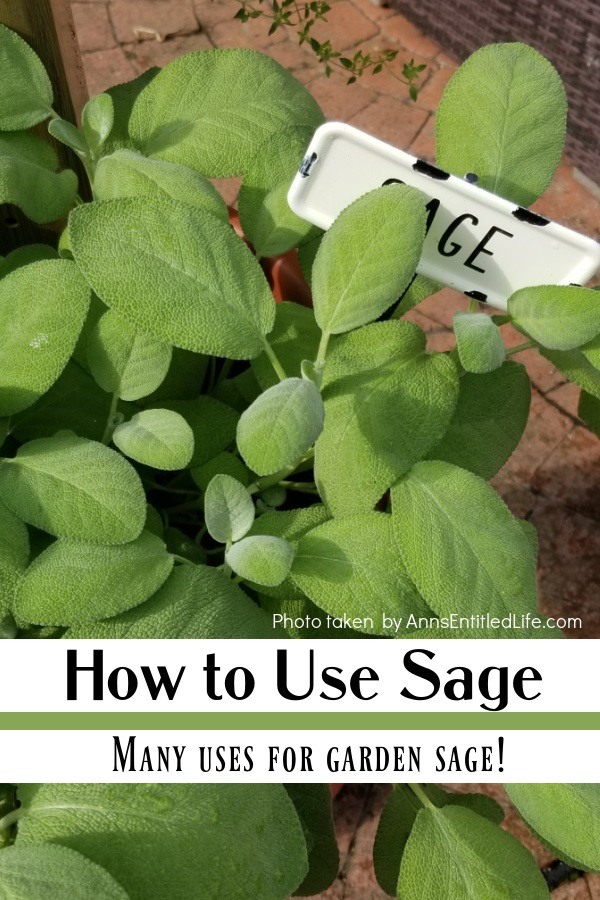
[0,843,128,899]
[453,312,506,373]
[579,390,600,435]
[69,197,276,358]
[65,563,275,639]
[157,396,239,467]
[0,131,78,224]
[94,149,227,220]
[374,785,503,895]
[0,243,58,278]
[15,530,173,626]
[509,284,600,350]
[129,48,322,177]
[0,502,29,620]
[436,43,566,205]
[291,513,429,634]
[505,784,600,871]
[425,362,530,479]
[285,784,339,896]
[113,409,194,470]
[87,309,172,401]
[104,68,159,153]
[48,117,88,154]
[16,782,308,900]
[0,433,146,544]
[316,322,459,515]
[237,377,324,476]
[312,184,426,334]
[226,534,294,586]
[192,452,250,490]
[205,473,255,544]
[252,302,321,391]
[391,461,538,618]
[0,24,53,129]
[540,346,600,399]
[82,92,114,154]
[0,259,90,416]
[398,805,548,899]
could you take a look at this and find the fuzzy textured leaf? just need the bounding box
[0,24,53,129]
[0,843,128,899]
[0,260,90,416]
[205,473,255,544]
[129,49,323,177]
[252,302,321,391]
[66,564,275,639]
[540,346,600,399]
[113,409,194,470]
[579,391,600,436]
[509,284,600,350]
[192,452,250,490]
[16,782,308,900]
[0,433,146,544]
[94,150,227,220]
[69,198,275,358]
[425,362,530,479]
[158,396,239,467]
[398,805,548,899]
[505,784,600,871]
[285,785,339,896]
[291,513,429,634]
[237,378,324,476]
[15,530,173,626]
[87,309,172,401]
[0,132,77,223]
[0,502,29,620]
[316,322,458,515]
[82,93,114,154]
[312,184,426,334]
[226,534,294,586]
[453,312,506,373]
[391,461,538,618]
[436,43,566,205]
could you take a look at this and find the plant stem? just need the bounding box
[0,807,25,836]
[279,480,319,494]
[505,339,536,357]
[101,391,119,444]
[223,540,232,577]
[408,784,435,811]
[261,338,288,382]
[315,331,331,369]
[248,449,315,494]
[171,554,196,566]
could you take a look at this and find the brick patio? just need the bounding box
[70,3,600,897]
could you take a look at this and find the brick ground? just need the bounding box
[70,4,600,897]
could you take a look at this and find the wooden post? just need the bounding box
[0,0,89,251]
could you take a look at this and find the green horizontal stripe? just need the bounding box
[0,712,596,730]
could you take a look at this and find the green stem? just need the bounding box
[408,784,435,811]
[216,359,234,387]
[505,339,536,357]
[101,392,119,445]
[195,524,208,545]
[171,554,196,566]
[262,338,287,382]
[249,449,315,494]
[315,331,331,369]
[468,298,479,313]
[0,807,25,836]
[279,480,319,494]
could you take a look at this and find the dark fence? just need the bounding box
[392,0,600,184]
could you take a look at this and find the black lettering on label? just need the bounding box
[464,225,513,273]
[438,214,479,257]
[424,198,440,234]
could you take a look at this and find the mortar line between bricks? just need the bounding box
[542,382,584,426]
[408,110,433,152]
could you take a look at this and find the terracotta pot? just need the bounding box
[228,207,312,307]
[330,784,344,799]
